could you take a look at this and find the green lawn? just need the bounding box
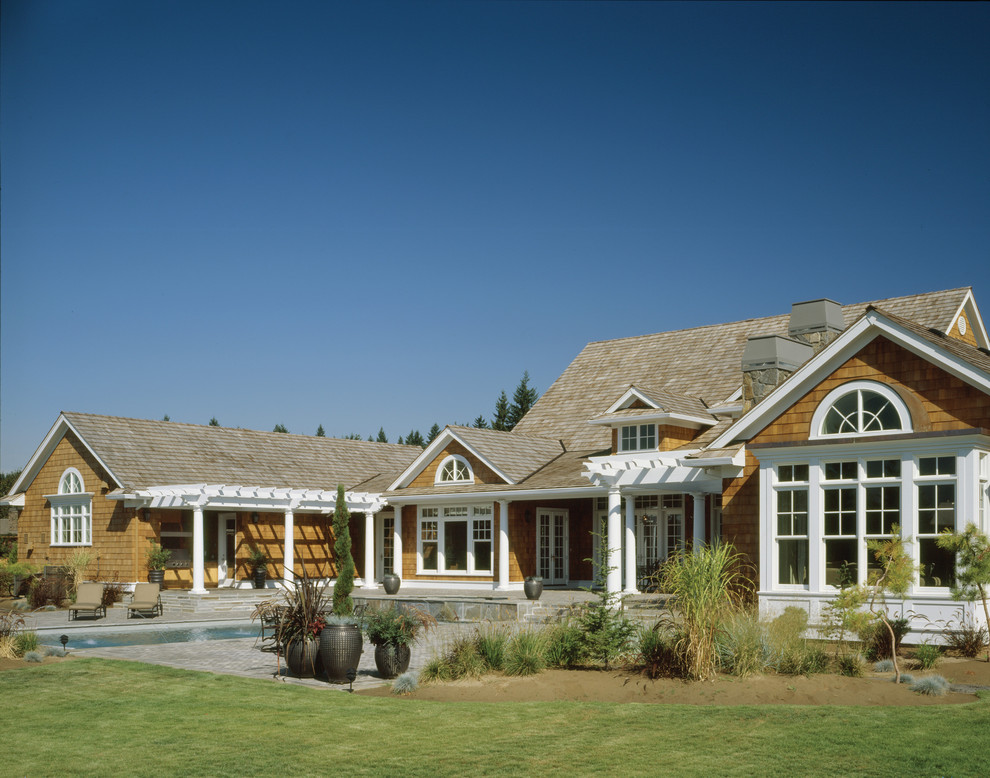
[3,659,989,777]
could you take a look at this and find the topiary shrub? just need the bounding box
[331,485,355,616]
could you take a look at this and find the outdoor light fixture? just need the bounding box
[251,512,260,524]
[346,667,357,693]
[60,634,68,651]
[141,508,151,521]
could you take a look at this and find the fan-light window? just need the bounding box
[436,455,473,484]
[813,382,910,439]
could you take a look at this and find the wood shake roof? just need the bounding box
[513,288,972,450]
[62,412,421,492]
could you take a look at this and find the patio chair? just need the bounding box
[69,582,107,621]
[127,582,163,619]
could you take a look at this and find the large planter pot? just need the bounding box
[374,643,411,679]
[524,577,543,600]
[253,568,268,589]
[320,622,363,683]
[148,569,165,586]
[285,638,321,678]
[382,573,401,595]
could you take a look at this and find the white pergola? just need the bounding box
[112,484,389,594]
[582,452,736,596]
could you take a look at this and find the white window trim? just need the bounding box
[48,467,93,547]
[619,423,657,453]
[434,454,474,485]
[417,504,493,575]
[810,380,912,440]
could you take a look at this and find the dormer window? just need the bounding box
[811,381,910,439]
[436,454,473,484]
[620,424,656,452]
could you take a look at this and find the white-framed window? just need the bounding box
[916,456,956,588]
[435,454,474,484]
[979,453,989,532]
[418,504,493,574]
[49,468,92,546]
[620,424,657,452]
[775,465,809,586]
[811,381,911,439]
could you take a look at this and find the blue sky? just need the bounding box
[2,1,988,471]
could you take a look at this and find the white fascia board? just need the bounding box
[0,493,25,507]
[749,432,990,461]
[390,486,601,504]
[589,412,716,429]
[604,386,659,414]
[387,428,515,490]
[6,414,122,497]
[709,310,990,450]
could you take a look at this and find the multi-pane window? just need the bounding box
[620,424,657,452]
[823,462,857,587]
[865,459,900,579]
[418,505,493,574]
[917,456,956,587]
[50,469,92,546]
[776,466,809,585]
[820,388,904,435]
[436,455,472,483]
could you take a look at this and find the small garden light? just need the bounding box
[60,634,69,651]
[346,667,357,693]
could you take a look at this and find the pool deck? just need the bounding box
[13,587,669,692]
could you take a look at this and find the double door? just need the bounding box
[536,509,569,585]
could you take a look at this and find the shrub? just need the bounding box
[422,635,487,682]
[23,651,44,663]
[913,642,942,670]
[43,645,67,658]
[391,671,418,696]
[0,635,17,659]
[892,673,914,684]
[873,659,895,673]
[638,621,683,679]
[29,576,69,609]
[504,630,547,676]
[910,675,950,696]
[718,609,773,677]
[860,617,910,661]
[780,644,830,677]
[14,631,39,657]
[837,653,866,678]
[331,484,355,616]
[656,543,751,680]
[0,609,26,639]
[543,622,584,668]
[474,623,510,671]
[944,617,988,658]
[61,549,95,594]
[420,655,451,683]
[101,576,127,608]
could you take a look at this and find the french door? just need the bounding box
[536,509,569,585]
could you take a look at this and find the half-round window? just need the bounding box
[60,469,83,494]
[436,455,473,484]
[811,381,911,439]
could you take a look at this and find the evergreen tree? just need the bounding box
[427,423,441,443]
[209,417,219,426]
[315,424,326,437]
[376,427,388,443]
[343,433,363,440]
[332,484,355,616]
[397,436,404,445]
[273,424,289,433]
[0,469,22,523]
[491,391,511,431]
[508,370,539,429]
[473,414,489,429]
[405,430,425,447]
[162,414,170,422]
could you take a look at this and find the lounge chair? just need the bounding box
[127,583,163,619]
[69,582,107,621]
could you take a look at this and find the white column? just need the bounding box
[283,509,294,585]
[693,494,706,552]
[497,500,510,590]
[362,510,376,589]
[624,494,638,594]
[393,506,403,579]
[606,486,622,597]
[191,505,206,594]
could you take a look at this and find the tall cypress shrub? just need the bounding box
[332,484,355,616]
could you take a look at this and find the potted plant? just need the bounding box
[365,605,435,678]
[146,541,171,586]
[382,571,401,595]
[524,575,543,600]
[254,576,329,678]
[247,545,269,589]
[321,485,363,683]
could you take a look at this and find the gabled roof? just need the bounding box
[710,305,990,449]
[7,412,422,498]
[513,288,974,450]
[387,425,564,491]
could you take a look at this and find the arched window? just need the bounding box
[50,468,92,546]
[811,381,911,439]
[435,455,473,484]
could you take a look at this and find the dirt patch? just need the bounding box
[0,655,71,672]
[359,659,990,706]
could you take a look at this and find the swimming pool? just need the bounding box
[37,622,259,649]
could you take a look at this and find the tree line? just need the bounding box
[176,370,540,449]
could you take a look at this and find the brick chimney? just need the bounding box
[741,335,813,410]
[788,298,844,353]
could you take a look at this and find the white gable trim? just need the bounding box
[387,428,515,490]
[604,386,660,414]
[6,414,123,498]
[710,309,990,449]
[948,289,989,349]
